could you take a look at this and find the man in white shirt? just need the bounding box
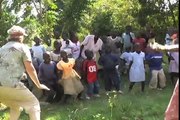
[69,32,81,59]
[60,33,74,58]
[79,32,103,60]
[122,25,135,51]
[31,37,46,63]
[107,31,123,56]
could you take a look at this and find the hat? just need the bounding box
[7,25,27,36]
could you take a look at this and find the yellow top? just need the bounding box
[57,58,80,79]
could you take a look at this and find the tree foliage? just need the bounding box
[0,0,179,45]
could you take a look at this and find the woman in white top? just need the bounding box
[129,43,145,92]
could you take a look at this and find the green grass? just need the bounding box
[0,77,174,120]
[0,57,175,120]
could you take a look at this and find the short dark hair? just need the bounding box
[85,50,93,59]
[34,36,41,41]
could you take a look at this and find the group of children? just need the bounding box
[22,28,179,105]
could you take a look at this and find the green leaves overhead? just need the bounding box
[0,0,179,45]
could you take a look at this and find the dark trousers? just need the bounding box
[103,70,120,91]
[129,81,145,92]
[43,81,64,103]
[87,80,99,96]
[170,72,179,86]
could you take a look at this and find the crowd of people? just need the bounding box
[24,25,179,103]
[0,25,179,120]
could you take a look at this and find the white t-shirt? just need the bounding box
[61,39,74,57]
[107,36,123,55]
[50,51,61,62]
[81,35,103,59]
[71,41,81,59]
[31,45,46,63]
[122,32,135,49]
[120,52,132,65]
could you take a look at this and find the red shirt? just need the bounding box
[133,38,146,52]
[83,59,97,83]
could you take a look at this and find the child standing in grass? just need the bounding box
[145,50,166,90]
[83,50,100,99]
[98,45,123,94]
[38,52,63,103]
[57,51,84,103]
[128,43,145,92]
[145,51,166,90]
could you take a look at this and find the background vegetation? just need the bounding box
[0,0,179,46]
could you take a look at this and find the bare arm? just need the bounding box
[24,61,49,90]
[156,44,179,52]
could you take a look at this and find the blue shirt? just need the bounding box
[145,52,163,70]
[38,61,58,84]
[98,53,119,71]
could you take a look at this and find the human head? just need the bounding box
[136,31,143,39]
[43,52,51,64]
[7,25,27,43]
[53,40,62,50]
[93,31,100,41]
[54,31,60,39]
[101,35,108,44]
[172,33,179,45]
[133,43,141,53]
[60,50,68,61]
[148,32,156,44]
[110,30,117,38]
[62,32,69,41]
[85,50,93,60]
[125,25,132,34]
[34,36,42,45]
[167,27,174,36]
[69,31,78,43]
[125,46,131,52]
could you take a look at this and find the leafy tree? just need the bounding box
[0,0,179,45]
[0,11,16,46]
[137,0,179,42]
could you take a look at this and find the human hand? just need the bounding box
[38,84,50,91]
